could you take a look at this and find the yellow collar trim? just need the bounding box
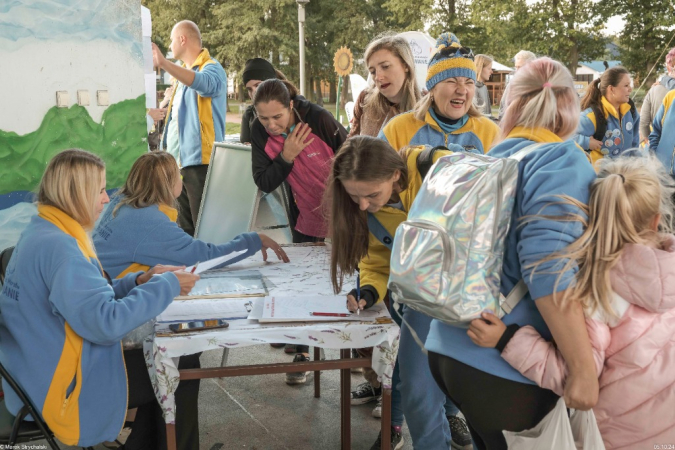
[38,204,98,262]
[158,204,178,222]
[601,96,630,119]
[186,48,213,69]
[507,126,563,143]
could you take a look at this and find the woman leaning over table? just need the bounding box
[427,57,599,450]
[0,149,199,449]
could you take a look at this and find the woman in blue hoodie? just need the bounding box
[574,66,640,164]
[0,149,199,448]
[94,151,288,279]
[426,58,600,450]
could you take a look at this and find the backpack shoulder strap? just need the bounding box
[367,213,394,250]
[591,104,607,143]
[501,279,528,314]
[416,145,447,180]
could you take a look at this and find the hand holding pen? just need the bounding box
[346,274,366,313]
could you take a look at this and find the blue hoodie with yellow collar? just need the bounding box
[0,206,180,447]
[425,127,596,384]
[93,195,261,279]
[649,89,675,176]
[574,96,640,163]
[378,110,499,154]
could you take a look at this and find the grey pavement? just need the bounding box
[35,346,413,450]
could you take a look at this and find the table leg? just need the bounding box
[220,347,230,368]
[166,422,177,450]
[381,388,392,450]
[314,346,321,398]
[340,348,351,450]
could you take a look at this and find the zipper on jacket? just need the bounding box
[60,397,69,417]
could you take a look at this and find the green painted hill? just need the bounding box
[0,96,148,195]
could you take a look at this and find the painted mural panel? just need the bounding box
[0,0,148,210]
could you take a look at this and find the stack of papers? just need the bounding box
[248,295,383,323]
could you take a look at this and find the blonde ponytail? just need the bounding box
[530,155,675,316]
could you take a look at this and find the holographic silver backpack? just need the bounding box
[388,144,540,327]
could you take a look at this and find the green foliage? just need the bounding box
[604,0,675,82]
[0,98,147,195]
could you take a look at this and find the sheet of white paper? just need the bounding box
[185,249,248,274]
[158,297,261,322]
[144,73,156,108]
[247,297,265,320]
[259,295,382,322]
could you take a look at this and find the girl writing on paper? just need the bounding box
[94,151,288,280]
[326,135,470,450]
[469,155,675,449]
[0,149,199,449]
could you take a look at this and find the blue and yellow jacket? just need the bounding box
[426,126,596,385]
[359,146,450,303]
[574,96,640,163]
[378,110,499,154]
[0,209,180,447]
[162,48,227,167]
[93,195,262,279]
[649,89,675,176]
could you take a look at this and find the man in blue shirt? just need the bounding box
[153,20,227,236]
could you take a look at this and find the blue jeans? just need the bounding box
[396,305,456,449]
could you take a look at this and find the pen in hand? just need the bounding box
[191,262,200,274]
[356,274,360,316]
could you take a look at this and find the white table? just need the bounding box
[143,244,400,450]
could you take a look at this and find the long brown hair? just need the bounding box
[580,66,630,110]
[114,151,180,214]
[362,34,420,117]
[326,136,409,293]
[532,155,675,317]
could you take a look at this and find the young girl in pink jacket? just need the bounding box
[469,155,675,449]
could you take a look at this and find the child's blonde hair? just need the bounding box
[540,155,675,316]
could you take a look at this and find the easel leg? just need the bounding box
[381,388,392,450]
[340,348,351,450]
[314,346,321,398]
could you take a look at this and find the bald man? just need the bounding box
[153,20,227,237]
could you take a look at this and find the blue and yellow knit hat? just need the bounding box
[426,32,477,91]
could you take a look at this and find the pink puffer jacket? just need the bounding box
[502,235,675,449]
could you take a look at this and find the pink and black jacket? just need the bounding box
[251,96,347,238]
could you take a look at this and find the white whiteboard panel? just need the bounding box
[195,142,293,245]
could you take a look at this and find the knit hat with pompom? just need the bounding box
[426,32,476,91]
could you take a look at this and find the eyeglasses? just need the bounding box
[432,46,474,63]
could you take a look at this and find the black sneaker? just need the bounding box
[448,414,473,449]
[350,381,381,405]
[285,354,310,385]
[369,426,404,450]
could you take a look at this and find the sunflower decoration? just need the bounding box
[333,46,353,77]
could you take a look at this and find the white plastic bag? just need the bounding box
[570,407,606,450]
[503,398,606,450]
[503,398,575,450]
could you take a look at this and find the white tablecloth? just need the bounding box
[143,244,400,424]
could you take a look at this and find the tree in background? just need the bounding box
[604,0,675,84]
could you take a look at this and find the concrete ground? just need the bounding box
[36,346,413,450]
